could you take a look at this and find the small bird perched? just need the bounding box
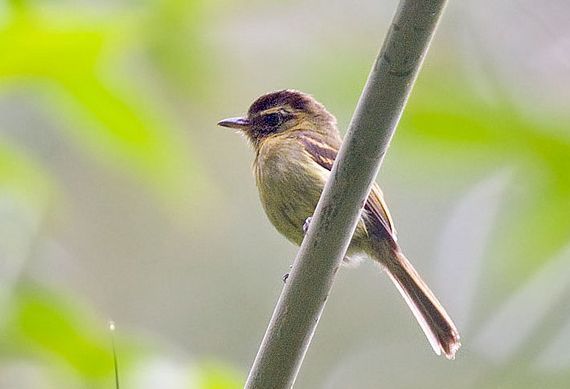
[218,90,460,359]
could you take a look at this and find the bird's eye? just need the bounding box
[262,112,283,127]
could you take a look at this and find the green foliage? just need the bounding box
[0,284,243,388]
[0,2,231,386]
[3,285,115,379]
[196,362,243,389]
[1,0,569,387]
[0,140,54,209]
[0,1,210,210]
[144,0,215,96]
[399,72,570,285]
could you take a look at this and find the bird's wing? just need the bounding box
[366,183,396,238]
[297,132,396,237]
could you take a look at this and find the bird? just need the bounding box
[218,89,460,359]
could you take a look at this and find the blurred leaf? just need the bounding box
[196,361,243,389]
[0,141,53,324]
[535,315,570,371]
[434,169,512,332]
[142,0,215,97]
[473,245,570,363]
[127,357,194,388]
[299,46,370,116]
[0,139,54,209]
[0,283,244,388]
[2,285,115,380]
[0,4,210,210]
[398,71,570,284]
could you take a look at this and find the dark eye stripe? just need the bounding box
[262,112,282,127]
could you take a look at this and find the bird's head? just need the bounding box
[218,90,336,147]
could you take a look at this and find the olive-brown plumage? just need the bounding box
[218,89,460,359]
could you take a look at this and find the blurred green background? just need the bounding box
[1,0,569,388]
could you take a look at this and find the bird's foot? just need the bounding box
[282,264,293,283]
[303,216,313,235]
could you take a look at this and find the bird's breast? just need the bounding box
[254,137,327,246]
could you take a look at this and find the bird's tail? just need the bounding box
[374,244,461,359]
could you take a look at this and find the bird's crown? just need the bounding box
[248,90,316,117]
[218,89,337,147]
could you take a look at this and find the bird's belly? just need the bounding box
[255,160,324,246]
[254,142,370,254]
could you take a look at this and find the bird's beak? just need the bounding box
[217,116,250,129]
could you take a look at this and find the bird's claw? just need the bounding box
[303,216,313,235]
[282,264,293,283]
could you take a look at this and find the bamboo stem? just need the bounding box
[245,1,449,387]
